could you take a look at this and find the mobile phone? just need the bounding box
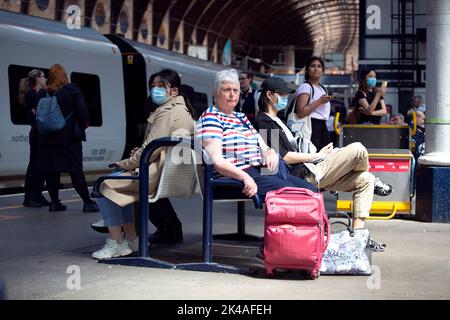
[331,92,339,98]
[382,81,388,89]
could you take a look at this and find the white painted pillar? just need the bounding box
[420,0,450,165]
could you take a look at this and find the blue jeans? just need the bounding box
[96,197,134,227]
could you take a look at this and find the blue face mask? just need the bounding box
[367,77,377,87]
[151,87,169,105]
[274,94,288,111]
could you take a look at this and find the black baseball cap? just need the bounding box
[261,77,295,94]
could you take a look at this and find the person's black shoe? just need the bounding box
[23,200,43,208]
[369,238,386,252]
[38,197,51,206]
[173,223,183,243]
[83,201,99,213]
[91,219,109,233]
[148,229,180,244]
[374,177,393,196]
[49,202,67,212]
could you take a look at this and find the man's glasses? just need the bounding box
[239,77,248,81]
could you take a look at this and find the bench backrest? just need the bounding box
[150,146,197,202]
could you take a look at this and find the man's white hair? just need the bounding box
[214,69,239,94]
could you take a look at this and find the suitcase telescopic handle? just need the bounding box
[274,187,315,196]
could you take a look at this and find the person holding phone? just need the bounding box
[354,69,388,124]
[292,56,332,150]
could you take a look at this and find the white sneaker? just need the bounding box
[91,238,132,259]
[127,237,139,252]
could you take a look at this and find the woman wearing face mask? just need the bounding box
[354,69,387,124]
[92,69,195,260]
[255,77,392,252]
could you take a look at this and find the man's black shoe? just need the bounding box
[83,202,100,213]
[49,202,67,212]
[23,200,43,208]
[148,229,182,244]
[23,200,42,208]
[39,197,51,206]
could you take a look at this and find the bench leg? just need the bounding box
[213,202,263,242]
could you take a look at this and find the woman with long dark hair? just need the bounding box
[19,69,50,207]
[292,56,332,150]
[354,69,387,124]
[37,64,99,213]
[92,69,195,259]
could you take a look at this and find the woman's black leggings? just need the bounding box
[46,171,92,204]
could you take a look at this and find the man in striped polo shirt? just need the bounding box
[196,69,315,200]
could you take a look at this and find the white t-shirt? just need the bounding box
[295,83,330,120]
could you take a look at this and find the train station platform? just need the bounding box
[0,189,449,300]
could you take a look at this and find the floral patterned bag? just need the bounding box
[320,213,372,275]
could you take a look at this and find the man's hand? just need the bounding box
[263,148,279,172]
[242,176,258,198]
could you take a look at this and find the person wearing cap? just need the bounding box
[255,76,393,252]
[196,69,316,203]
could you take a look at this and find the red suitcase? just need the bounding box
[264,187,330,278]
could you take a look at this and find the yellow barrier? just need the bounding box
[334,112,341,135]
[336,200,411,220]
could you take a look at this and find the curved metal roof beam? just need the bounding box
[244,1,355,48]
[195,0,234,45]
[258,5,357,52]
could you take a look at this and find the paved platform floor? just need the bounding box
[0,189,449,300]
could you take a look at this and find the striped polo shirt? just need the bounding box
[197,106,263,171]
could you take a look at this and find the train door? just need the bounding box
[105,35,148,160]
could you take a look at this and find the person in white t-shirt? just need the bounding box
[294,56,332,150]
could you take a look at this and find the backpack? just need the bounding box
[36,93,73,134]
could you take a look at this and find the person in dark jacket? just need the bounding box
[37,64,99,212]
[18,69,50,207]
[236,71,258,125]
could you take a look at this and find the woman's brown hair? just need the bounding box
[48,64,69,92]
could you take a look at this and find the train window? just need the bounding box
[8,64,49,125]
[193,92,208,120]
[70,72,103,126]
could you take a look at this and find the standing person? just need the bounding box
[18,69,50,207]
[37,64,99,213]
[255,77,392,251]
[91,69,195,259]
[293,56,332,150]
[237,71,257,125]
[354,69,387,124]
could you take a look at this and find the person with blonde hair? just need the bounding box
[19,69,50,207]
[36,64,99,213]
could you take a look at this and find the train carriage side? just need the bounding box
[0,11,126,187]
